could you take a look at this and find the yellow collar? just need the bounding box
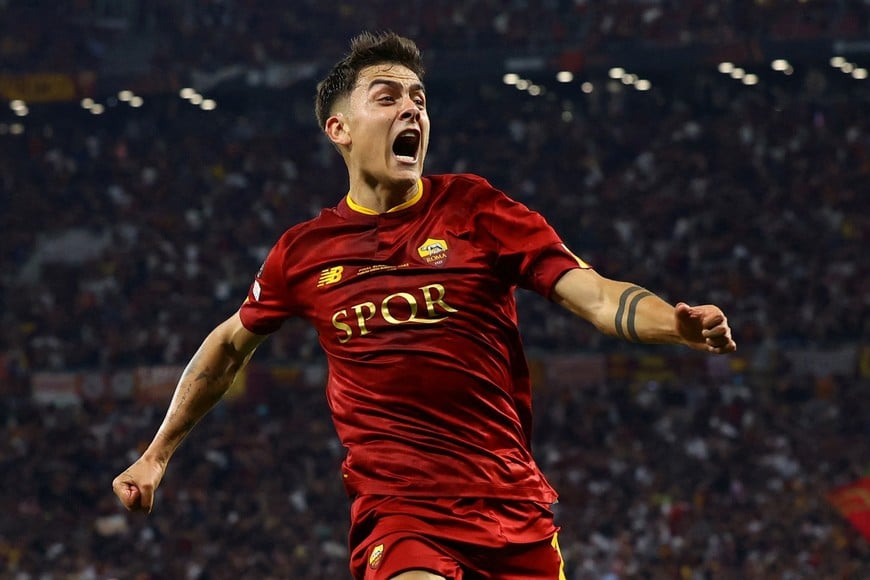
[346,179,423,215]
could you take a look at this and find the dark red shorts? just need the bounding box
[348,496,565,580]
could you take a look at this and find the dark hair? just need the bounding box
[315,31,424,128]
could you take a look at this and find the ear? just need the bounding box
[325,113,351,147]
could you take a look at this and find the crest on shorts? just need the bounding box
[417,237,448,266]
[369,543,384,569]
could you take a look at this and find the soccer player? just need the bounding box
[113,32,736,579]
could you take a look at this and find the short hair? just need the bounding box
[315,31,425,129]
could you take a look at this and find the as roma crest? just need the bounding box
[417,238,448,266]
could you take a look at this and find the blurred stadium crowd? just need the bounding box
[2,0,869,73]
[1,1,869,579]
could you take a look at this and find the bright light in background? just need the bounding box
[10,123,24,135]
[201,99,217,110]
[621,74,637,85]
[556,71,573,83]
[10,100,27,116]
[743,74,759,85]
[730,68,746,79]
[581,82,594,94]
[771,59,789,71]
[608,67,625,79]
[90,104,105,115]
[118,90,134,102]
[635,79,652,91]
[830,56,846,68]
[189,94,204,105]
[841,62,855,73]
[783,65,794,76]
[502,73,519,85]
[180,87,196,99]
[515,79,530,91]
[80,98,95,109]
[853,68,868,80]
[718,62,734,74]
[130,96,144,108]
[528,85,542,96]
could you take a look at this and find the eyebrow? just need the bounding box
[367,78,426,94]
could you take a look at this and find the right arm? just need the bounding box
[112,310,267,513]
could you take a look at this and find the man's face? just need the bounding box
[336,63,429,189]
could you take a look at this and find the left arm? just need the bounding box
[552,268,736,354]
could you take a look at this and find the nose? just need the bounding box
[399,97,420,121]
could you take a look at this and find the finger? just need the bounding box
[700,312,725,329]
[125,485,142,509]
[139,484,155,514]
[702,325,728,338]
[674,302,697,319]
[707,339,737,354]
[113,474,146,511]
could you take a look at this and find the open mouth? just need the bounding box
[392,129,420,164]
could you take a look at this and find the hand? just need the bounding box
[112,456,166,514]
[675,302,737,354]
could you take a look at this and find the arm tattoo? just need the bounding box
[614,286,651,342]
[167,361,223,433]
[626,291,652,342]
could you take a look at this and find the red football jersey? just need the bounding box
[240,174,587,503]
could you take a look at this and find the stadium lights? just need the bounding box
[14,106,28,117]
[527,84,542,96]
[80,98,95,109]
[180,87,197,99]
[730,67,746,79]
[130,96,144,108]
[771,59,790,71]
[742,74,759,86]
[502,73,519,85]
[841,62,855,73]
[201,99,217,110]
[90,104,105,115]
[10,99,26,112]
[118,90,134,102]
[853,68,868,80]
[556,71,573,83]
[189,94,204,105]
[581,82,594,94]
[718,62,734,74]
[607,67,649,92]
[830,56,846,68]
[515,79,530,91]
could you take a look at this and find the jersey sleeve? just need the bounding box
[474,181,592,298]
[238,237,297,335]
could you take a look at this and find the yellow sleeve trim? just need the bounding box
[561,243,592,269]
[552,532,567,580]
[346,179,423,215]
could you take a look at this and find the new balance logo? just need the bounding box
[317,266,344,287]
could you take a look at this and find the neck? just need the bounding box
[347,177,420,214]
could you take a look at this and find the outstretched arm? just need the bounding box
[112,310,267,513]
[552,268,736,354]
